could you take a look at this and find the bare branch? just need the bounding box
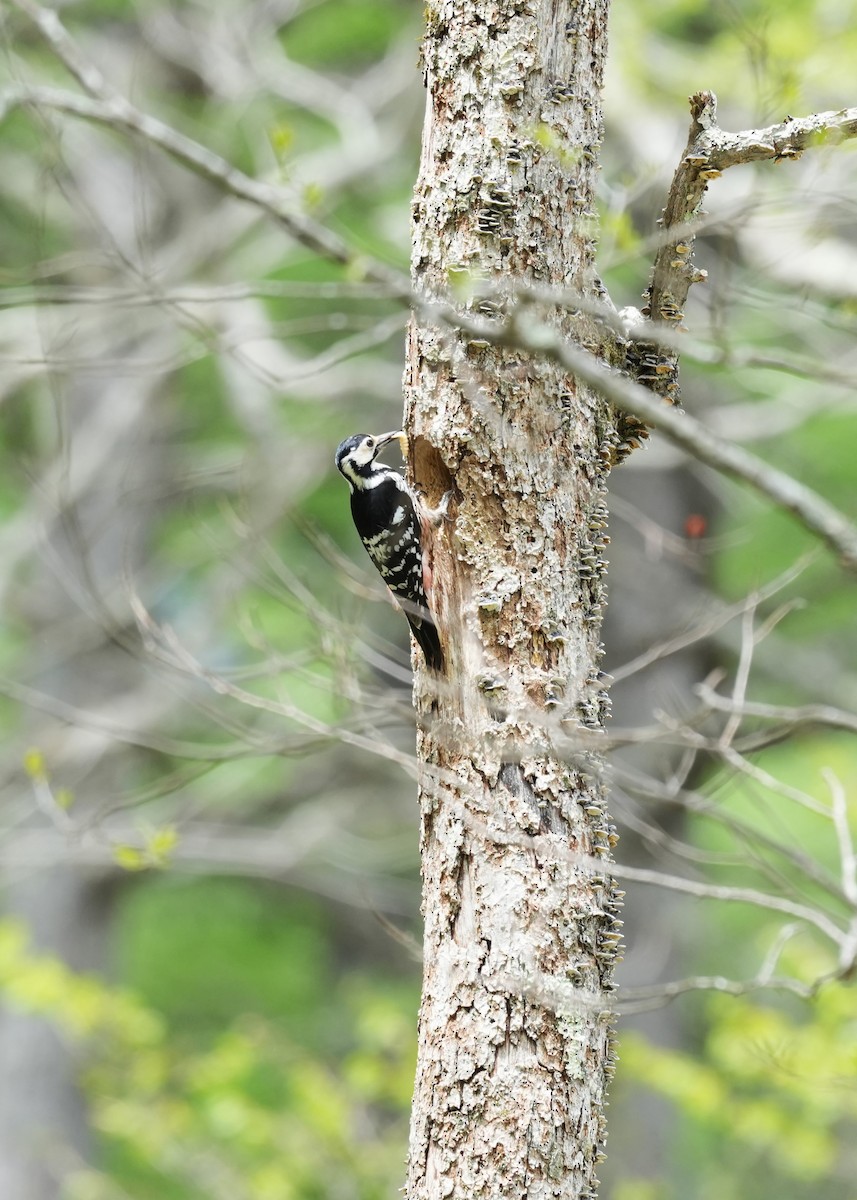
[605,860,846,946]
[613,89,857,444]
[611,554,815,683]
[697,686,857,738]
[647,90,857,378]
[717,744,830,817]
[0,78,409,297]
[719,603,757,748]
[709,104,857,169]
[614,762,849,908]
[465,806,849,947]
[618,972,814,1011]
[0,673,286,761]
[0,823,418,915]
[824,769,857,909]
[0,281,394,309]
[432,302,857,570]
[8,0,115,98]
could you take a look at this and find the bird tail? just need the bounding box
[409,616,444,673]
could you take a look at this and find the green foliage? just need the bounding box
[113,827,178,872]
[608,0,857,116]
[0,921,164,1048]
[116,879,338,1036]
[612,723,856,1200]
[281,0,414,67]
[0,915,416,1200]
[619,982,857,1195]
[23,746,49,782]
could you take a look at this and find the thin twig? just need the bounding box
[717,744,830,817]
[0,81,410,297]
[607,860,845,945]
[757,923,802,985]
[702,690,857,734]
[617,972,813,1011]
[719,603,757,748]
[824,768,857,908]
[611,555,815,683]
[611,762,849,907]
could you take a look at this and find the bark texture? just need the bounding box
[404,2,620,1197]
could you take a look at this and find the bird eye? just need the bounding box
[366,438,375,448]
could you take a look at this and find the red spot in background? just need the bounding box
[684,513,707,539]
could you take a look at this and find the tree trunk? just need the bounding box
[404,3,620,1197]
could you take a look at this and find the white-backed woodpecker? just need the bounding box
[335,430,444,672]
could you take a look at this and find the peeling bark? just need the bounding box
[404,3,620,1197]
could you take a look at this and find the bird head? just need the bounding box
[334,430,404,488]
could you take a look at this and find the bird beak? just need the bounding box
[373,429,407,456]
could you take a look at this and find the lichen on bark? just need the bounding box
[404,2,622,1199]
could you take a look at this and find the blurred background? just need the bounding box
[0,0,856,1197]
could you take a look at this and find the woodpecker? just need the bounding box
[335,430,444,672]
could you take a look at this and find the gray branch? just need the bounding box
[648,91,857,339]
[0,82,409,297]
[430,302,857,571]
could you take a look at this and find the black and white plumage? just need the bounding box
[335,430,444,672]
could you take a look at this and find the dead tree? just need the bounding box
[404,5,619,1197]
